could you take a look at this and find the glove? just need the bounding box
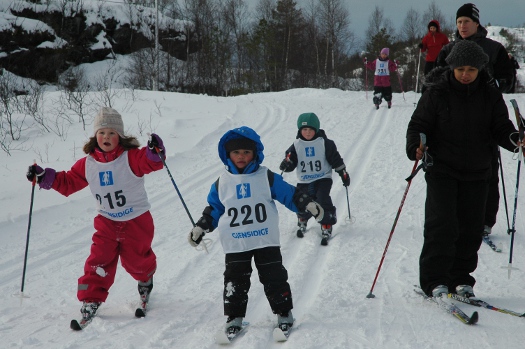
[188,226,206,247]
[418,43,423,49]
[26,165,56,189]
[363,57,367,64]
[279,158,294,172]
[306,201,324,222]
[146,133,165,162]
[337,169,350,187]
[26,165,45,183]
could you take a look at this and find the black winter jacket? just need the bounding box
[284,129,345,173]
[435,25,515,93]
[406,67,518,181]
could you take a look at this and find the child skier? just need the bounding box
[26,107,165,329]
[364,47,398,109]
[187,126,324,338]
[279,112,350,245]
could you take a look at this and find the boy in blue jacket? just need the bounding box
[188,126,324,337]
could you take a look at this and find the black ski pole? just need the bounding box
[367,134,428,298]
[497,149,511,235]
[153,145,209,253]
[20,163,37,297]
[503,99,525,278]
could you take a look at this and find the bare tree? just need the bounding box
[317,0,353,84]
[400,8,422,43]
[423,1,451,34]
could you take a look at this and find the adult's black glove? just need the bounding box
[418,43,424,49]
[337,169,350,187]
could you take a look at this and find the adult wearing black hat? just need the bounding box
[436,3,514,94]
[436,3,516,241]
[407,40,521,299]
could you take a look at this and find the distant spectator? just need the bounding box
[420,20,450,75]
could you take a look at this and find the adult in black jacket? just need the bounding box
[435,3,516,237]
[406,40,520,298]
[435,4,514,94]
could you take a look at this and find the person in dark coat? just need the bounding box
[406,40,521,298]
[509,53,520,93]
[435,3,516,237]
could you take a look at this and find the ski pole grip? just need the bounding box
[419,133,426,150]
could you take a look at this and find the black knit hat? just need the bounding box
[456,3,480,23]
[445,40,488,70]
[225,136,257,152]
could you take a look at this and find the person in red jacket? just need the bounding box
[364,47,398,109]
[420,20,450,75]
[26,107,165,328]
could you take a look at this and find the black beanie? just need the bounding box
[456,3,480,23]
[445,40,488,70]
[225,137,257,152]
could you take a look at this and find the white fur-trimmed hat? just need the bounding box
[93,107,124,136]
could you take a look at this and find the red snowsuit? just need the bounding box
[50,145,163,302]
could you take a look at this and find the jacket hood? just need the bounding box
[218,126,264,174]
[428,20,441,32]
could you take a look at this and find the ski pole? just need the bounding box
[503,99,524,278]
[20,162,37,298]
[367,134,427,298]
[364,58,368,100]
[497,149,511,235]
[152,143,210,253]
[414,49,422,107]
[344,186,355,223]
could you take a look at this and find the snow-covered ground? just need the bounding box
[1,87,525,348]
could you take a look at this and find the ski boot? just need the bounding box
[387,101,392,109]
[80,301,101,323]
[320,224,332,245]
[297,217,308,238]
[277,310,294,332]
[136,278,153,317]
[225,316,243,336]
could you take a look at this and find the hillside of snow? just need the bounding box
[1,88,525,348]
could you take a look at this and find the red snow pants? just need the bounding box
[77,211,157,302]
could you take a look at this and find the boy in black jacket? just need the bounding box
[279,112,350,245]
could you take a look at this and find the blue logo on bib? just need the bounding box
[236,183,251,199]
[305,147,315,157]
[99,171,114,186]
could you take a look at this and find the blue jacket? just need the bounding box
[204,126,301,230]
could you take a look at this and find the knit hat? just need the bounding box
[93,107,124,136]
[445,40,488,70]
[297,112,320,132]
[380,48,389,56]
[224,136,257,152]
[456,3,480,23]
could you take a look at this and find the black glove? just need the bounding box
[188,226,206,247]
[418,43,423,49]
[337,169,350,187]
[279,158,294,172]
[26,165,45,183]
[147,133,164,153]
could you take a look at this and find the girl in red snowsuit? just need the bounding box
[26,107,165,321]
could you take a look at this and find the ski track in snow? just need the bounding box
[1,89,525,348]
